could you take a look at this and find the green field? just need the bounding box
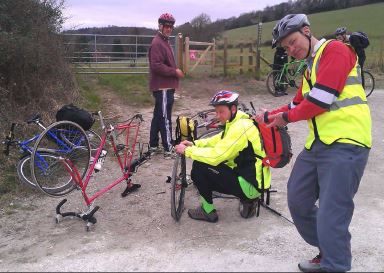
[221,3,384,70]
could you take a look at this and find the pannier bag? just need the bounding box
[56,103,95,131]
[175,116,197,145]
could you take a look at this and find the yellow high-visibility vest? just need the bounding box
[301,40,372,149]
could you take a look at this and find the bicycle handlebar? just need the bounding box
[3,123,16,155]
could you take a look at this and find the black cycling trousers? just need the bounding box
[191,161,247,204]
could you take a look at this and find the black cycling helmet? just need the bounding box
[335,27,347,35]
[272,14,310,49]
[209,90,239,106]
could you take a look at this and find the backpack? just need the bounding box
[351,31,370,49]
[56,103,95,131]
[247,102,292,168]
[175,116,197,145]
[254,121,292,168]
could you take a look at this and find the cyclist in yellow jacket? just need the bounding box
[256,14,371,272]
[175,90,271,223]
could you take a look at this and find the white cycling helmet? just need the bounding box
[209,90,239,106]
[335,27,347,35]
[272,14,310,48]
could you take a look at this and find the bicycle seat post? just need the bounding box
[97,111,106,130]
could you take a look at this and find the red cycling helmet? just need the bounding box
[209,90,239,106]
[158,13,175,26]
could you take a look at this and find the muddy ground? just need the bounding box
[0,77,383,272]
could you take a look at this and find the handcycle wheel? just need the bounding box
[31,121,91,197]
[363,70,375,98]
[171,154,187,221]
[17,151,75,194]
[266,70,288,96]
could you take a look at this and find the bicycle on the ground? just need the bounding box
[362,70,375,98]
[266,59,307,96]
[2,113,100,194]
[30,111,151,231]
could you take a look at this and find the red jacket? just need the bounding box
[148,32,179,91]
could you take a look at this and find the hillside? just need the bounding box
[221,3,384,67]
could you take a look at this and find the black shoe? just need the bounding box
[239,198,259,218]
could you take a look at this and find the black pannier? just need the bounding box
[56,103,95,131]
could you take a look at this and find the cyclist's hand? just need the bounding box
[266,112,288,128]
[180,140,193,146]
[176,69,185,78]
[175,144,186,155]
[253,108,268,124]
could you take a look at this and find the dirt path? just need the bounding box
[0,78,383,272]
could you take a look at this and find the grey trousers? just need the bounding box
[287,140,370,272]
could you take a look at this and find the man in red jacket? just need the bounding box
[148,13,184,159]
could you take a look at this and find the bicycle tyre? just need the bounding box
[363,70,375,98]
[197,128,223,139]
[17,152,75,194]
[86,129,101,156]
[266,70,288,96]
[171,154,187,221]
[31,121,91,197]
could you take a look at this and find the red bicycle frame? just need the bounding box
[65,113,142,206]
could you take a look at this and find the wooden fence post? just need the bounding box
[239,43,243,74]
[184,36,190,74]
[248,42,253,73]
[212,38,216,74]
[177,33,183,70]
[223,37,228,77]
[379,37,384,71]
[255,22,262,80]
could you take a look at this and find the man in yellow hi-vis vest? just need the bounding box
[256,14,371,273]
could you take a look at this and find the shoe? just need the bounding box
[164,149,176,159]
[239,198,259,218]
[298,253,326,273]
[274,92,285,97]
[188,206,218,223]
[149,146,163,155]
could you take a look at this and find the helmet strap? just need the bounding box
[228,105,237,122]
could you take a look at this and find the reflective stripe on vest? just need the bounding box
[301,40,372,149]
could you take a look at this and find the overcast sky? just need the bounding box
[62,0,287,30]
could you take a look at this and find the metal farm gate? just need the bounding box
[63,33,177,74]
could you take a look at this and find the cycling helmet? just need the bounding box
[335,27,347,35]
[209,90,239,106]
[272,14,310,48]
[158,13,175,26]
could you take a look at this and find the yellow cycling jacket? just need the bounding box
[185,110,271,191]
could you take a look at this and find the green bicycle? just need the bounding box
[266,59,307,96]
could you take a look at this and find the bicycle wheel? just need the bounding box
[363,70,375,98]
[171,154,187,221]
[266,70,288,96]
[86,129,101,156]
[197,128,223,139]
[17,152,75,194]
[31,121,91,197]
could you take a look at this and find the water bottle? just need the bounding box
[94,149,107,172]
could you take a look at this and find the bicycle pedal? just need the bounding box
[116,144,126,152]
[121,183,141,197]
